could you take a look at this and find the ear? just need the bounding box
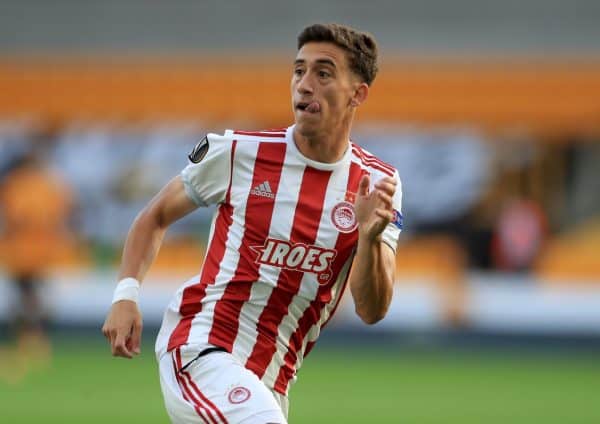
[350,82,369,107]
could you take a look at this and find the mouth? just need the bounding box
[295,101,321,114]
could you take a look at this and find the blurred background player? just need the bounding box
[0,140,74,379]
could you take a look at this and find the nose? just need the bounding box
[296,72,314,96]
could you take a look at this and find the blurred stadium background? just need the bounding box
[1,1,600,422]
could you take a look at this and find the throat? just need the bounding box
[293,128,348,163]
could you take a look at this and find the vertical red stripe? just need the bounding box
[351,143,395,175]
[171,356,203,421]
[320,258,354,330]
[208,142,287,351]
[172,351,215,424]
[273,162,364,394]
[167,141,238,351]
[182,376,228,424]
[304,341,316,357]
[176,349,229,424]
[244,166,332,378]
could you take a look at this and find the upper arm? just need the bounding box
[143,176,198,228]
[181,133,233,207]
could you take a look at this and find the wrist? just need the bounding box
[112,277,141,304]
[358,228,382,244]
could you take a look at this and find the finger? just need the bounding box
[113,331,133,358]
[375,176,396,187]
[128,321,143,355]
[114,344,133,358]
[358,174,370,196]
[102,322,114,341]
[108,328,117,345]
[375,208,394,222]
[376,191,393,209]
[374,181,396,196]
[101,324,109,340]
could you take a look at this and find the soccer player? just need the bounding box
[0,148,73,374]
[103,23,403,423]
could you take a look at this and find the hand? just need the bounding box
[354,174,397,242]
[102,300,143,358]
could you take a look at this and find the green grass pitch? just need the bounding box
[1,339,599,423]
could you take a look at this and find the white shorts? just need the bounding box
[158,347,288,424]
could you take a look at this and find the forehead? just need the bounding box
[295,42,349,69]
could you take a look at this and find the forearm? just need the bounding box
[104,177,196,359]
[348,236,395,324]
[118,208,168,282]
[117,176,198,282]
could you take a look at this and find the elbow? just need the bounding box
[355,305,389,325]
[134,204,166,230]
[350,276,394,325]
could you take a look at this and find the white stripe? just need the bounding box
[172,353,212,424]
[261,157,353,391]
[180,368,226,424]
[350,156,394,182]
[230,134,286,142]
[179,373,218,424]
[318,254,354,328]
[290,254,353,388]
[230,157,305,365]
[263,180,272,193]
[155,275,196,358]
[351,145,395,172]
[187,141,259,348]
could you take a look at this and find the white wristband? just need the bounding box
[112,277,141,304]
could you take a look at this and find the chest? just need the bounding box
[232,163,355,245]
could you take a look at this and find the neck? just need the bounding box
[292,124,351,163]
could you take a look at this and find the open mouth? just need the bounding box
[296,101,321,113]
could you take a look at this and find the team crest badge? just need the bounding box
[331,201,358,233]
[228,386,251,404]
[188,135,209,163]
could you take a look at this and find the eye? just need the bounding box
[294,68,304,77]
[318,70,331,78]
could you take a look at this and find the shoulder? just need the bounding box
[350,142,398,179]
[193,127,287,157]
[201,128,287,145]
[187,131,233,164]
[227,127,288,143]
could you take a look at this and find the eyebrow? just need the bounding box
[294,58,337,68]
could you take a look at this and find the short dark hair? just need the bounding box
[297,23,379,86]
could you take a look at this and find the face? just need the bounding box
[291,42,367,138]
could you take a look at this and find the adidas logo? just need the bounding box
[250,181,275,199]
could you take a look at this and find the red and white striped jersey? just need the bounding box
[156,125,403,396]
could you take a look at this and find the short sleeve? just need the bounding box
[381,170,403,253]
[181,132,233,206]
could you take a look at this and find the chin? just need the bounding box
[295,118,320,137]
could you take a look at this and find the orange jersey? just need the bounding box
[0,163,73,274]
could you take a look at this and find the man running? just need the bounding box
[103,23,402,423]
